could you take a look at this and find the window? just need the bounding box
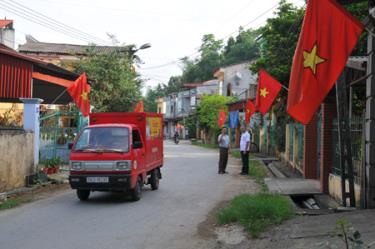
[227,83,232,96]
[132,130,143,149]
[74,127,129,152]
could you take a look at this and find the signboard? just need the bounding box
[146,117,162,139]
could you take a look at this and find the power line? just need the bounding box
[4,0,109,44]
[140,2,281,71]
[0,1,107,45]
[0,0,109,45]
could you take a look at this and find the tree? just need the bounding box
[197,95,233,144]
[73,49,142,112]
[181,34,223,83]
[223,27,260,65]
[144,83,166,112]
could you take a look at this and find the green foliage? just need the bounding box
[181,34,223,83]
[41,157,62,168]
[191,141,219,149]
[197,95,232,131]
[144,84,166,112]
[223,28,260,66]
[344,2,368,56]
[249,160,268,191]
[217,193,294,237]
[250,0,304,85]
[73,48,142,112]
[184,113,198,138]
[0,199,20,210]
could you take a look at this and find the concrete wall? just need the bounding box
[221,62,257,99]
[329,173,361,207]
[0,129,34,192]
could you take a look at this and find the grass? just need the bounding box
[191,141,218,149]
[0,198,22,210]
[217,193,294,237]
[249,160,269,192]
[231,150,241,158]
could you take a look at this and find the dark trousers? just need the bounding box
[218,147,229,173]
[241,151,249,174]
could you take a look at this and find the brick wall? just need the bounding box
[303,114,318,179]
[320,100,337,193]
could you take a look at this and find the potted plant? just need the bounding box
[41,158,62,174]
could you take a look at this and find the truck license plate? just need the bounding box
[86,177,109,183]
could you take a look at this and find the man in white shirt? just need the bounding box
[218,128,230,174]
[240,125,250,175]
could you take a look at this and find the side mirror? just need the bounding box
[68,143,74,150]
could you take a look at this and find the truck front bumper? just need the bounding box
[69,175,132,191]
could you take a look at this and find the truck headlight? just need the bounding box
[71,161,83,170]
[115,161,131,171]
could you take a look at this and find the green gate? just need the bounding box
[39,110,88,164]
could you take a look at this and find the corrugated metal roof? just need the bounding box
[18,41,133,55]
[0,44,79,103]
[0,20,13,28]
[0,53,32,99]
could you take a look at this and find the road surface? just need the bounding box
[0,141,256,249]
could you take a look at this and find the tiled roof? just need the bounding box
[18,41,133,55]
[0,20,13,28]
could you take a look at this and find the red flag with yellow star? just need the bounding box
[255,69,282,115]
[287,0,363,124]
[67,73,90,117]
[245,99,256,123]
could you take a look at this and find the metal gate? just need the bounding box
[39,110,87,164]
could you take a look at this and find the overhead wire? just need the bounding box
[139,2,282,71]
[4,0,109,44]
[0,0,109,45]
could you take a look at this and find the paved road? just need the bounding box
[0,141,253,249]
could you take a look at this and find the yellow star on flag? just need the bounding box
[303,44,326,75]
[260,87,269,98]
[80,91,88,101]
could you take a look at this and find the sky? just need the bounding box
[0,0,304,90]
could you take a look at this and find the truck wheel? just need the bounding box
[131,177,142,201]
[76,190,90,201]
[150,169,159,190]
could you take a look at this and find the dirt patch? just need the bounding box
[197,200,230,239]
[0,183,70,211]
[215,224,247,245]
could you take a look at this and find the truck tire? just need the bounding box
[76,190,90,201]
[130,177,142,201]
[150,169,159,190]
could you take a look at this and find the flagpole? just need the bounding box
[281,85,289,91]
[50,88,68,105]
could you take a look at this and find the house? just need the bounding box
[162,88,197,139]
[18,36,133,69]
[214,61,257,99]
[0,43,81,192]
[0,19,15,49]
[266,56,373,208]
[217,62,258,147]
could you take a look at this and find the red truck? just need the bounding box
[69,112,163,201]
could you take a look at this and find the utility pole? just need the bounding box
[336,70,356,207]
[365,0,375,208]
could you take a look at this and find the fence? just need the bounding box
[331,115,364,185]
[39,110,87,163]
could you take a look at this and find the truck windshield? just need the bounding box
[74,127,129,153]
